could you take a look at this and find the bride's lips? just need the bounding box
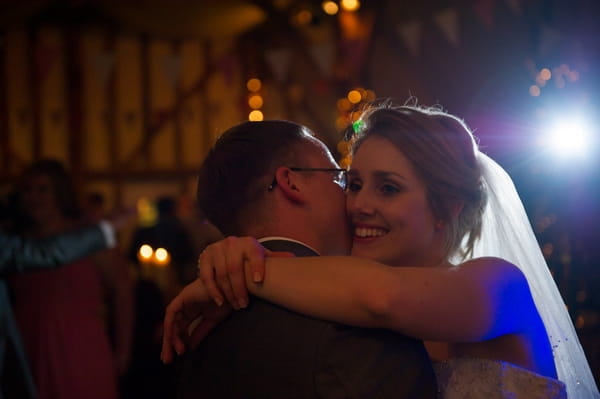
[353,223,389,243]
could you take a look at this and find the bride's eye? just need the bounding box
[346,179,362,192]
[379,183,400,195]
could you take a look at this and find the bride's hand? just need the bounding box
[161,278,231,364]
[198,236,268,310]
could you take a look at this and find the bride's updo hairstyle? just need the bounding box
[347,101,487,261]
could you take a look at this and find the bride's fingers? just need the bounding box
[161,300,184,363]
[224,240,249,308]
[198,251,224,307]
[212,244,237,308]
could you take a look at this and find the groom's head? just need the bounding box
[197,120,350,256]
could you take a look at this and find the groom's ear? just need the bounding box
[273,167,307,204]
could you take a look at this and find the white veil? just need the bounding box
[469,152,599,398]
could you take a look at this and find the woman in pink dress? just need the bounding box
[10,159,133,399]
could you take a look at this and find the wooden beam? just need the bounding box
[0,31,9,174]
[84,167,198,181]
[27,25,41,161]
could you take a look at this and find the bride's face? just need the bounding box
[346,136,445,267]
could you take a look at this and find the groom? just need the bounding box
[163,120,436,398]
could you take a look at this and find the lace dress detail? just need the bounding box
[434,358,566,399]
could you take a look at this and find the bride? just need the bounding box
[167,102,599,398]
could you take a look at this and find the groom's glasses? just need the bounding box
[268,167,348,191]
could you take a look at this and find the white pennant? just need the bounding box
[265,48,292,82]
[434,8,460,47]
[92,53,115,86]
[397,20,422,56]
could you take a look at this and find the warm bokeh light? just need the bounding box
[246,78,262,92]
[335,115,349,130]
[294,9,312,25]
[249,110,264,121]
[322,1,339,15]
[567,70,579,82]
[340,0,360,12]
[539,68,551,80]
[248,94,263,109]
[529,85,541,97]
[364,89,376,102]
[347,89,362,104]
[154,247,170,266]
[337,98,352,112]
[136,197,157,227]
[535,75,547,86]
[138,244,153,260]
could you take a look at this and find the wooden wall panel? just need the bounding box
[206,38,242,139]
[5,29,32,170]
[82,30,110,171]
[115,36,143,166]
[148,39,175,169]
[180,40,204,168]
[39,27,67,163]
[2,25,245,205]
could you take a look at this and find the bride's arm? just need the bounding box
[244,256,534,342]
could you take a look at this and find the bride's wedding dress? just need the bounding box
[434,358,566,399]
[447,153,599,398]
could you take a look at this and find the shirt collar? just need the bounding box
[258,236,320,255]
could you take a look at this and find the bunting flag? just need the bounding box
[34,44,59,84]
[265,48,292,82]
[473,0,495,31]
[309,40,335,77]
[434,8,460,47]
[92,52,115,87]
[397,20,422,56]
[161,54,182,88]
[338,10,375,78]
[504,0,522,16]
[217,52,237,87]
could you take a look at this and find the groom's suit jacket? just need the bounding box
[178,239,437,399]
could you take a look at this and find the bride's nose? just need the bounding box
[347,189,376,217]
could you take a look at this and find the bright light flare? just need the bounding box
[154,247,170,266]
[546,118,591,157]
[139,244,153,260]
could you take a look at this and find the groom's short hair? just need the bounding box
[197,120,314,236]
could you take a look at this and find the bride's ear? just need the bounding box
[272,167,306,204]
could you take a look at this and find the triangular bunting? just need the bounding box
[92,52,115,87]
[161,54,182,88]
[504,0,521,15]
[434,8,460,47]
[473,0,495,31]
[265,48,292,82]
[309,41,335,77]
[397,20,422,56]
[338,10,375,78]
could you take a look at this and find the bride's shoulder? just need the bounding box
[457,257,523,275]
